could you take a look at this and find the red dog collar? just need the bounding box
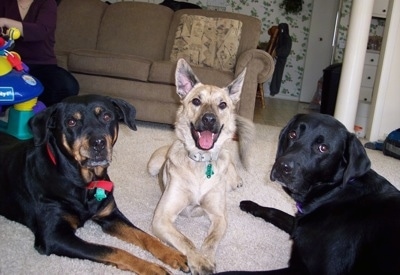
[86,180,113,192]
[47,143,57,165]
[87,180,114,201]
[46,143,113,200]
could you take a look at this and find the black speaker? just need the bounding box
[320,63,342,116]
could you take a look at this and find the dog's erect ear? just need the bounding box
[342,133,371,184]
[108,97,137,131]
[29,104,59,147]
[175,58,201,99]
[225,68,246,104]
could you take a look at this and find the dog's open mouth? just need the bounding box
[79,143,112,168]
[82,156,110,168]
[191,124,222,150]
[85,159,110,168]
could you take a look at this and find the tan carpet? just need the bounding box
[0,121,399,274]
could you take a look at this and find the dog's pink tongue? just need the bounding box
[199,131,213,150]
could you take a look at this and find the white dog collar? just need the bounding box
[188,151,218,162]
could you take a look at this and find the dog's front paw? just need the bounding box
[239,200,261,215]
[138,263,172,275]
[188,253,215,275]
[227,176,243,191]
[159,246,189,273]
[236,176,244,189]
[228,181,242,191]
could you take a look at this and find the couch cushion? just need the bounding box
[170,15,242,72]
[149,60,234,87]
[166,9,261,63]
[96,2,173,60]
[55,0,107,53]
[68,50,152,82]
[55,50,69,70]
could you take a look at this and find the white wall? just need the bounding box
[368,0,400,141]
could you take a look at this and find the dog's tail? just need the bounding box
[147,145,169,176]
[235,115,255,169]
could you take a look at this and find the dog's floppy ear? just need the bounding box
[108,97,137,131]
[175,58,201,99]
[342,133,371,184]
[29,104,59,146]
[225,68,246,104]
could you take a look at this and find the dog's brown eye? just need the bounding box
[288,130,297,139]
[192,98,201,106]
[219,102,227,110]
[103,113,112,122]
[67,119,76,127]
[318,144,329,153]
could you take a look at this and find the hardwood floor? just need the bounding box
[253,97,316,127]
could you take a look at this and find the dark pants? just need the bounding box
[28,64,80,106]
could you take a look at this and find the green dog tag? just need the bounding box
[94,188,107,201]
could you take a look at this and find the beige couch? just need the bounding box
[55,0,274,124]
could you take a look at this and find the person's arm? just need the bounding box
[0,18,24,36]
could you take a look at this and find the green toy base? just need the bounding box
[0,107,33,140]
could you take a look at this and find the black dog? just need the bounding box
[0,95,188,274]
[222,113,400,274]
[160,0,201,11]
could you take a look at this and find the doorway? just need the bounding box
[300,0,341,103]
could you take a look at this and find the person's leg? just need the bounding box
[28,64,79,106]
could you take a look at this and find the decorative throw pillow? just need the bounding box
[170,14,243,72]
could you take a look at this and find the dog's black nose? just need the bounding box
[92,138,106,151]
[202,113,216,126]
[279,160,293,175]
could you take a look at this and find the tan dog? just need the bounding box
[147,59,254,274]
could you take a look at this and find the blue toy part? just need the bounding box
[0,70,43,104]
[0,39,15,53]
[33,100,46,114]
[0,27,44,140]
[0,70,44,140]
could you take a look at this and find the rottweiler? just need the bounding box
[0,95,188,274]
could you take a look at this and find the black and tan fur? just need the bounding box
[0,95,188,274]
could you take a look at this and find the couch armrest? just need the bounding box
[55,50,69,70]
[236,49,274,83]
[234,49,275,121]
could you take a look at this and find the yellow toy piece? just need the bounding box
[7,28,21,40]
[0,57,12,76]
[14,98,38,111]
